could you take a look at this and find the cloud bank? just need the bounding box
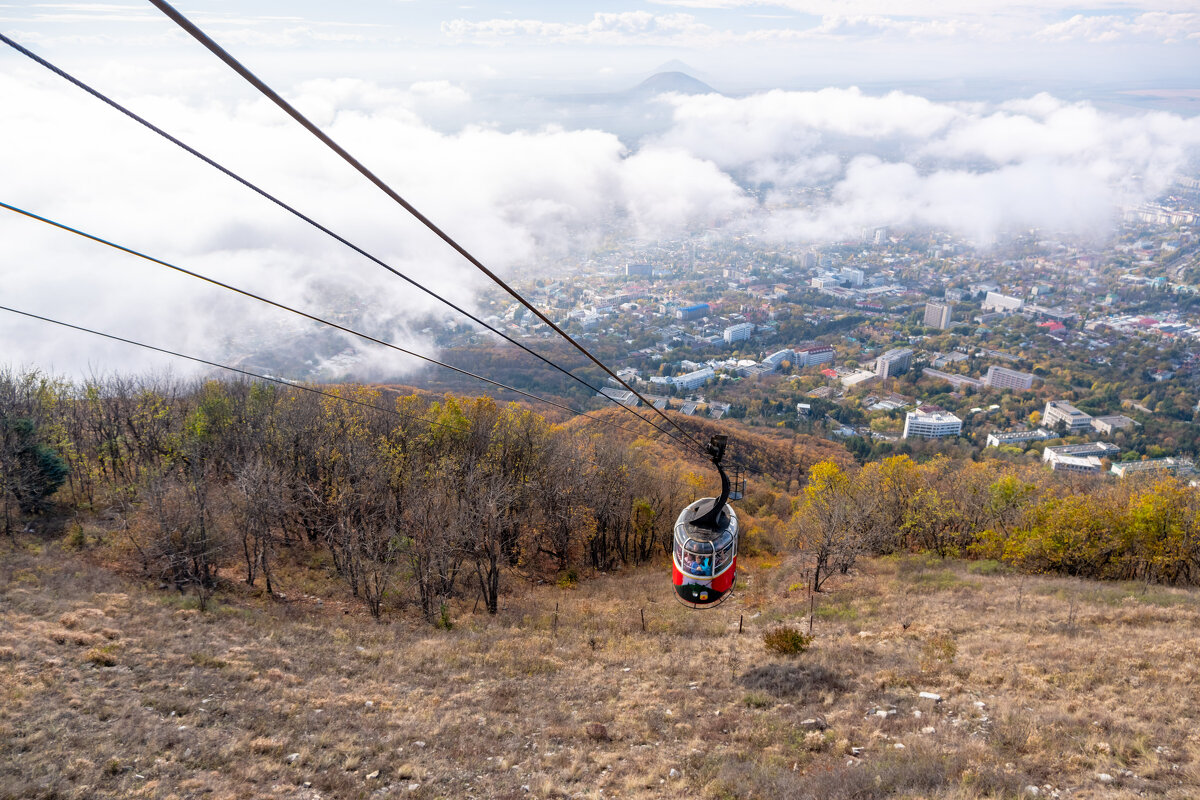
[657,87,1200,242]
[2,64,1199,378]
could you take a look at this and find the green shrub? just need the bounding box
[967,559,1007,576]
[762,626,813,656]
[436,602,453,631]
[742,691,773,708]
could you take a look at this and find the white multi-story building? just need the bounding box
[903,408,963,439]
[672,367,715,391]
[723,322,754,345]
[982,291,1024,313]
[1042,443,1120,471]
[876,348,914,378]
[840,267,865,287]
[986,429,1053,447]
[984,366,1035,391]
[1043,401,1093,433]
[1045,454,1105,473]
[794,344,835,368]
[924,302,953,330]
[922,368,982,390]
[1110,457,1195,478]
[1091,415,1136,435]
[762,349,794,371]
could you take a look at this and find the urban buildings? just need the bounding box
[924,301,953,330]
[597,388,640,407]
[1043,442,1120,472]
[675,303,710,321]
[840,267,865,287]
[982,291,1024,313]
[794,344,834,368]
[723,322,754,345]
[922,368,983,389]
[876,348,914,378]
[903,407,963,439]
[762,349,794,371]
[672,366,715,391]
[984,366,1035,391]
[1043,401,1094,433]
[1091,415,1137,435]
[624,263,653,278]
[1110,457,1195,478]
[986,429,1053,447]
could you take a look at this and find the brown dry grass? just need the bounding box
[2,539,1199,799]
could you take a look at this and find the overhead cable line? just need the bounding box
[0,200,663,440]
[145,0,710,458]
[0,31,697,453]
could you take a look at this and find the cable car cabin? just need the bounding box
[672,498,738,608]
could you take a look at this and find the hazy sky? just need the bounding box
[4,1,1199,89]
[1,1,1199,378]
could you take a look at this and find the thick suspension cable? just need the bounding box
[0,200,661,440]
[0,31,694,451]
[146,0,709,457]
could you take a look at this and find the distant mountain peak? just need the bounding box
[653,58,702,75]
[629,71,719,97]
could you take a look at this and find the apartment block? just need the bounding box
[723,322,754,345]
[1091,415,1136,435]
[924,301,953,330]
[876,348,914,379]
[794,344,835,368]
[984,365,1035,391]
[982,291,1024,313]
[903,408,963,439]
[1043,401,1093,433]
[1110,458,1195,478]
[986,429,1053,447]
[1042,442,1119,473]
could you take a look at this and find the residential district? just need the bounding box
[291,176,1200,481]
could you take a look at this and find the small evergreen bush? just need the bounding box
[762,626,813,656]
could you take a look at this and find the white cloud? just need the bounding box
[1036,12,1200,44]
[0,70,748,376]
[650,0,1200,14]
[617,147,752,238]
[443,4,1200,47]
[655,87,1200,244]
[4,31,1200,378]
[441,11,710,45]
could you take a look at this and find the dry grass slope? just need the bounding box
[2,540,1199,800]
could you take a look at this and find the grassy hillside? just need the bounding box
[3,535,1199,800]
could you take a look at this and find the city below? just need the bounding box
[273,172,1200,479]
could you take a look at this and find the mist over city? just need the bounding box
[2,1,1199,375]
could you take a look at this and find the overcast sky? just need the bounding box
[4,1,1198,88]
[1,2,1199,378]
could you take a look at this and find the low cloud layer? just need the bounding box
[2,64,1199,378]
[658,87,1200,242]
